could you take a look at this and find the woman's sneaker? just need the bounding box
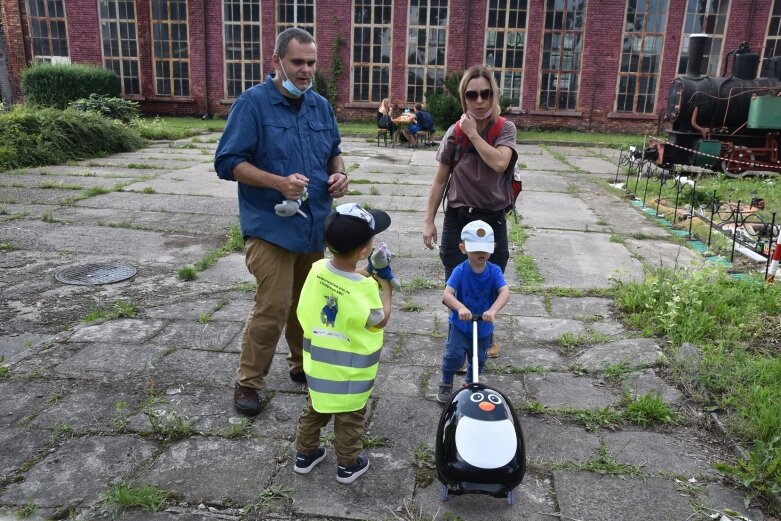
[336,454,370,484]
[294,447,326,474]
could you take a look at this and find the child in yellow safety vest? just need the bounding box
[294,203,394,484]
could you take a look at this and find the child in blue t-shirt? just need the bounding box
[437,220,510,403]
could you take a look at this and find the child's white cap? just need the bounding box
[461,220,495,253]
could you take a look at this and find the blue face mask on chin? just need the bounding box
[279,60,312,97]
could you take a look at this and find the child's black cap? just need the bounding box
[324,203,391,254]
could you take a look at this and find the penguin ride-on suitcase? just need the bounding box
[435,319,526,505]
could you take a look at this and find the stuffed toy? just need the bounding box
[367,242,401,291]
[274,187,308,218]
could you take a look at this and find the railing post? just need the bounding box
[766,212,777,280]
[707,190,717,247]
[731,200,741,263]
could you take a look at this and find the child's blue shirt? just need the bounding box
[446,260,507,339]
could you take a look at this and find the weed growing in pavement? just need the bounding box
[180,224,244,280]
[388,499,442,521]
[236,281,256,292]
[400,299,424,312]
[147,410,194,442]
[85,300,138,322]
[111,402,130,432]
[571,406,624,432]
[102,483,173,512]
[142,186,155,194]
[197,312,211,324]
[52,422,74,438]
[402,276,438,290]
[15,502,37,518]
[623,392,676,427]
[716,436,781,509]
[412,442,436,487]
[369,186,380,195]
[346,189,362,195]
[609,234,626,244]
[0,356,8,379]
[520,400,547,415]
[361,435,389,449]
[514,255,544,286]
[319,432,336,447]
[243,485,293,515]
[177,265,197,280]
[603,361,633,383]
[0,241,20,251]
[225,417,253,438]
[562,441,644,476]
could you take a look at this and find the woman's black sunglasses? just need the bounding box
[465,89,492,100]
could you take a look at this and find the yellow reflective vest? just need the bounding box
[297,259,384,413]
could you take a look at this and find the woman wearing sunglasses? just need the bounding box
[422,65,518,358]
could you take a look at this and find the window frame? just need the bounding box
[537,0,586,111]
[761,0,781,77]
[614,0,668,114]
[676,0,730,77]
[350,0,393,104]
[27,0,70,60]
[484,0,528,110]
[98,0,141,96]
[405,0,448,105]
[275,0,315,38]
[149,0,191,98]
[223,0,263,99]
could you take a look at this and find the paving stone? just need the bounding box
[553,471,694,520]
[622,368,683,403]
[599,429,722,478]
[30,384,146,432]
[506,315,586,343]
[151,320,243,351]
[0,426,52,481]
[141,437,288,506]
[0,435,156,508]
[525,372,621,409]
[521,416,601,465]
[549,296,613,319]
[574,338,663,371]
[0,379,64,425]
[53,343,170,379]
[68,319,166,344]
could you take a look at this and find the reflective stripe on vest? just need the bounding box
[303,338,382,369]
[305,374,375,395]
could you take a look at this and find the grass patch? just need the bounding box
[180,224,244,280]
[402,276,438,291]
[146,410,194,442]
[613,264,781,506]
[15,502,37,518]
[412,442,436,487]
[562,441,644,476]
[85,300,138,322]
[102,483,173,512]
[400,299,424,312]
[225,417,253,438]
[623,392,676,427]
[243,485,293,516]
[131,115,226,140]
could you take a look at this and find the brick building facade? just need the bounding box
[1,0,779,134]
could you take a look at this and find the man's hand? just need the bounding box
[280,173,308,200]
[328,172,349,198]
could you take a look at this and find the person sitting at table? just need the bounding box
[377,98,399,140]
[402,103,436,147]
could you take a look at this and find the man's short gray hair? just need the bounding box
[274,27,315,57]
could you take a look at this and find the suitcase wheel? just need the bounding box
[507,489,515,506]
[440,484,448,502]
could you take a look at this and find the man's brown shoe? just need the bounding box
[487,340,500,358]
[234,384,264,416]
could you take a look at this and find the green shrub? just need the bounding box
[69,94,139,124]
[0,106,144,171]
[426,71,463,132]
[21,63,120,109]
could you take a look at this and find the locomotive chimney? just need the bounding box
[686,34,709,78]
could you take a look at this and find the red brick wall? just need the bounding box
[1,0,27,101]
[1,0,778,133]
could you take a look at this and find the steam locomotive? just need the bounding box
[651,35,781,177]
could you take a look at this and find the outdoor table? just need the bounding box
[392,113,415,145]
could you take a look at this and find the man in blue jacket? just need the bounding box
[214,27,348,416]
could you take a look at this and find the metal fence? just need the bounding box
[614,147,780,281]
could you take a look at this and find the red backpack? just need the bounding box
[445,116,521,215]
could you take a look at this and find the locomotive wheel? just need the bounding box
[720,147,756,178]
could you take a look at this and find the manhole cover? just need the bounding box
[55,263,137,285]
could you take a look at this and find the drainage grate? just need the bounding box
[55,263,137,285]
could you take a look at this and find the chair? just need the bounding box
[377,128,389,147]
[418,129,434,147]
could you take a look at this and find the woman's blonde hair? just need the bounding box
[458,66,501,121]
[379,97,392,114]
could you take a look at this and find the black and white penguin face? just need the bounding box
[459,389,510,421]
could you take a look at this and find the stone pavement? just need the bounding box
[0,135,767,521]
